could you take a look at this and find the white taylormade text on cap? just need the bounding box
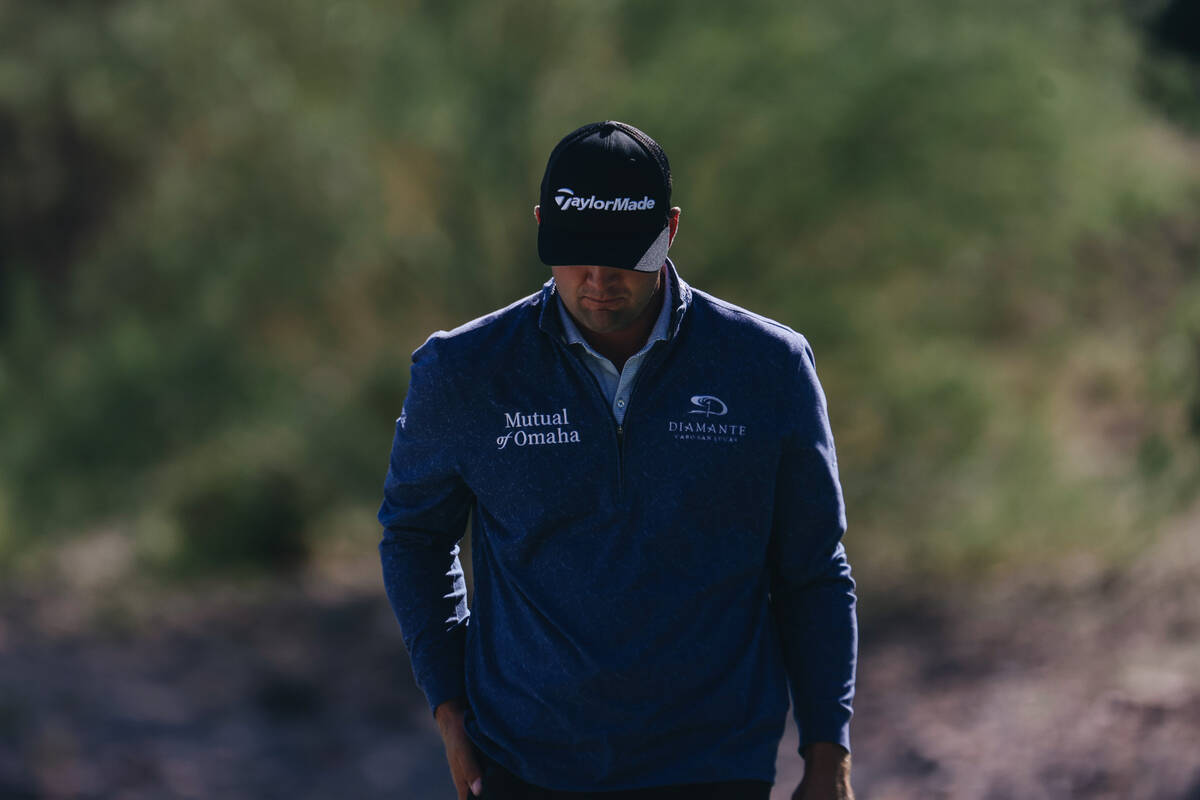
[553,188,657,212]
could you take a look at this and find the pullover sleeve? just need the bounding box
[768,337,858,754]
[378,338,473,713]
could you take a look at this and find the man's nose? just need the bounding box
[582,266,619,288]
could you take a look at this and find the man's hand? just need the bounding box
[434,698,484,799]
[792,742,853,800]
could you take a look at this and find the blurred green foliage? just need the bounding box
[1,0,1198,579]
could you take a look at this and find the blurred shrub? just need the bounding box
[171,467,309,573]
[0,0,1197,578]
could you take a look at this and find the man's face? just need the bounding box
[551,265,662,335]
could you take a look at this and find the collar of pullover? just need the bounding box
[537,257,692,344]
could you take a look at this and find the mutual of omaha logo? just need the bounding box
[497,408,581,450]
[669,394,746,444]
[553,187,657,213]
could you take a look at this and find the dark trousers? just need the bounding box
[478,754,772,800]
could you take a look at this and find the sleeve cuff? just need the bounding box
[797,719,852,755]
[420,664,467,716]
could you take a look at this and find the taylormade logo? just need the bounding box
[553,187,656,212]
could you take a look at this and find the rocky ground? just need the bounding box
[839,520,1200,800]
[2,521,1198,800]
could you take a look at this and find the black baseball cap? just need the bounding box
[537,121,673,272]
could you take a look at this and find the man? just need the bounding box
[379,121,857,800]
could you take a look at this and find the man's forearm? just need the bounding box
[772,542,858,751]
[803,741,850,773]
[379,531,470,711]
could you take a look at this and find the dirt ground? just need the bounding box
[2,521,1198,800]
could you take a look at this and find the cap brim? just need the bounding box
[538,224,669,273]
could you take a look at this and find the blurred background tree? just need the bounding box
[1,0,1198,586]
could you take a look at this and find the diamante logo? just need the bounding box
[553,187,656,213]
[669,394,746,443]
[688,395,728,417]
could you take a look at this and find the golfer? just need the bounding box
[379,121,857,799]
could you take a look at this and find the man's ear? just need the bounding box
[534,205,541,225]
[667,207,681,246]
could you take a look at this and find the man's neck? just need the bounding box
[579,282,664,373]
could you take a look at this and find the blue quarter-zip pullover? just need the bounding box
[378,261,856,791]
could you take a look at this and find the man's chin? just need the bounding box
[578,311,635,334]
